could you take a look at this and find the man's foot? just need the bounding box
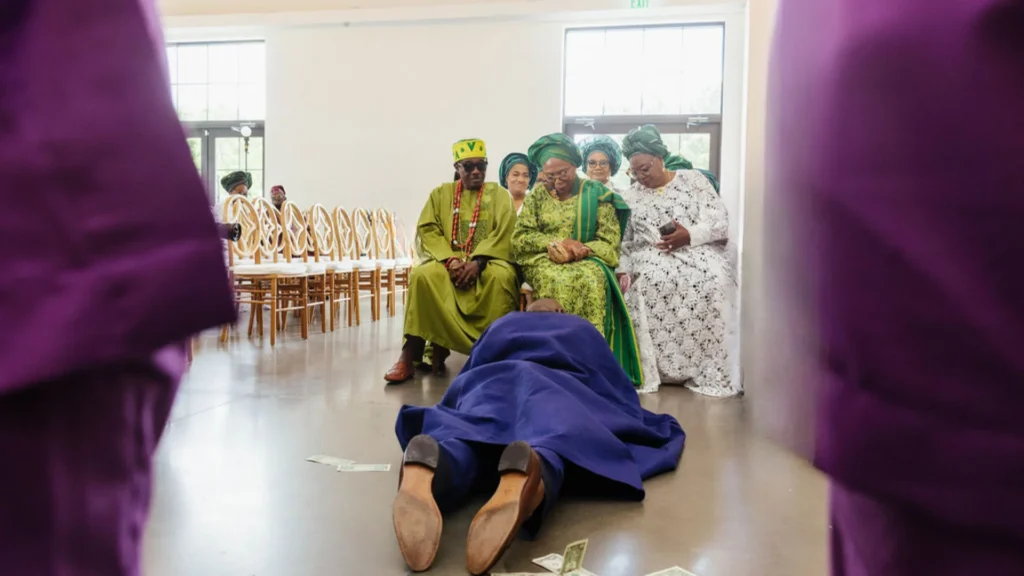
[465,441,546,576]
[393,435,444,572]
[431,347,450,376]
[385,360,415,384]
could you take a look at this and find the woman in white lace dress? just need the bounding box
[617,125,739,397]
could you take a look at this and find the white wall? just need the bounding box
[253,5,747,238]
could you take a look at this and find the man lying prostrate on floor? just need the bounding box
[392,299,686,575]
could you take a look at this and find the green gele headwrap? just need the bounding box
[220,170,252,192]
[580,135,623,176]
[621,124,671,160]
[498,152,538,190]
[527,133,583,168]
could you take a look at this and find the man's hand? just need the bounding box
[446,259,464,283]
[654,221,691,253]
[454,260,481,289]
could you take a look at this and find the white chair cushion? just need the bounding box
[305,262,328,274]
[376,259,396,270]
[354,258,377,270]
[329,260,354,272]
[233,263,308,276]
[395,257,414,268]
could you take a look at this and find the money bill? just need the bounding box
[306,455,355,468]
[337,463,391,472]
[560,539,589,575]
[533,553,564,573]
[644,567,698,576]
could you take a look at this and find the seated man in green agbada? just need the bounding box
[385,138,519,384]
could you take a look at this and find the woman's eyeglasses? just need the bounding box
[587,159,610,169]
[541,166,576,182]
[626,159,656,180]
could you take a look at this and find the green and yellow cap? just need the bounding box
[452,138,487,163]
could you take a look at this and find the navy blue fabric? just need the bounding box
[395,312,686,498]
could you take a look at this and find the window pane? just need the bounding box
[166,46,178,84]
[237,43,266,85]
[641,27,684,115]
[247,136,264,170]
[176,44,208,84]
[208,84,240,121]
[238,84,265,120]
[678,133,711,170]
[208,43,240,84]
[216,137,241,172]
[602,29,643,115]
[186,137,203,172]
[249,169,264,198]
[564,30,605,117]
[176,85,208,121]
[681,26,724,114]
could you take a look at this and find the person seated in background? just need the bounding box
[214,170,251,241]
[512,133,643,386]
[270,185,287,211]
[498,152,537,215]
[580,134,624,192]
[392,300,685,575]
[384,139,519,384]
[618,125,739,397]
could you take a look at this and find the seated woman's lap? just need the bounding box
[523,260,607,334]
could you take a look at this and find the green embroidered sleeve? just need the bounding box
[512,187,559,262]
[585,202,621,268]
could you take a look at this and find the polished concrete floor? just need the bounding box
[142,310,829,576]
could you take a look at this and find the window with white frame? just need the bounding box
[563,24,724,191]
[166,41,267,202]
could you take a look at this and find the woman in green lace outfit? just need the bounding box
[512,133,643,386]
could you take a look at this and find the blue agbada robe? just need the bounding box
[396,313,685,498]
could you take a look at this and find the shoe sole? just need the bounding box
[465,441,544,576]
[393,436,443,572]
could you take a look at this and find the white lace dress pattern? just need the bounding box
[619,171,740,397]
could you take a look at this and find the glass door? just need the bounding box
[184,126,265,203]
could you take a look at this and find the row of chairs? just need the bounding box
[220,196,415,346]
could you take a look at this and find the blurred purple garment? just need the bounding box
[0,0,234,574]
[768,0,1024,573]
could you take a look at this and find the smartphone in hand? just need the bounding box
[658,221,676,236]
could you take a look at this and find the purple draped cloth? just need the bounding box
[0,0,234,573]
[768,0,1024,573]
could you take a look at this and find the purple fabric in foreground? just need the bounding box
[830,481,1024,576]
[0,0,234,395]
[0,348,183,575]
[769,0,1024,563]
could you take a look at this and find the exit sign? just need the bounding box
[631,0,649,7]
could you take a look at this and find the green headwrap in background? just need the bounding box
[527,133,583,168]
[498,152,538,190]
[580,135,623,176]
[220,170,252,192]
[624,125,721,193]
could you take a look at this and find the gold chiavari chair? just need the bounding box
[222,195,307,346]
[307,203,349,332]
[278,201,320,339]
[352,208,382,321]
[332,207,362,326]
[391,212,415,307]
[370,208,399,317]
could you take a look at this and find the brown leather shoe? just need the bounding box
[465,441,546,576]
[393,435,444,572]
[385,360,415,384]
